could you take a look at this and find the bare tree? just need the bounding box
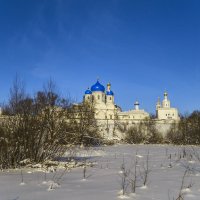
[124,118,163,144]
[167,111,200,145]
[82,157,92,180]
[129,152,139,193]
[140,150,151,186]
[67,101,102,146]
[125,125,145,144]
[119,155,130,196]
[0,78,72,168]
[3,74,26,115]
[175,169,188,200]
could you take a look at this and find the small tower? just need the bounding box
[84,87,92,102]
[106,82,114,104]
[162,91,170,108]
[107,82,111,91]
[156,97,161,118]
[134,101,140,110]
[156,97,161,110]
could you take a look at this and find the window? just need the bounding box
[88,96,90,99]
[105,115,107,119]
[110,97,112,100]
[98,95,100,100]
[110,115,112,119]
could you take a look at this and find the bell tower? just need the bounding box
[156,97,161,110]
[106,82,114,104]
[84,87,92,102]
[134,101,140,110]
[162,92,170,108]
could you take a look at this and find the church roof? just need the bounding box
[85,88,92,94]
[106,90,114,96]
[91,80,105,92]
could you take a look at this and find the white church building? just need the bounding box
[156,92,179,120]
[83,80,179,140]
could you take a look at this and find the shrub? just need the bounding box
[125,126,145,144]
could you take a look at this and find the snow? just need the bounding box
[1,144,200,200]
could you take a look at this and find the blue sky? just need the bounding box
[0,0,200,114]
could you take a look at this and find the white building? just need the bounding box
[83,80,180,140]
[156,92,179,120]
[83,80,152,139]
[118,101,149,121]
[84,81,120,121]
[83,80,120,139]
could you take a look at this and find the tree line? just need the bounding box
[118,118,163,144]
[167,111,200,145]
[122,111,200,145]
[0,77,102,169]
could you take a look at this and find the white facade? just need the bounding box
[118,101,150,122]
[83,80,153,140]
[156,92,179,120]
[84,81,120,139]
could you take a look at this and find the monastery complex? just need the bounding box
[0,80,180,141]
[83,80,179,140]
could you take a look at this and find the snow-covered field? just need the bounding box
[1,144,200,200]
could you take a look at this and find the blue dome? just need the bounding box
[85,88,92,94]
[91,80,105,92]
[106,90,114,96]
